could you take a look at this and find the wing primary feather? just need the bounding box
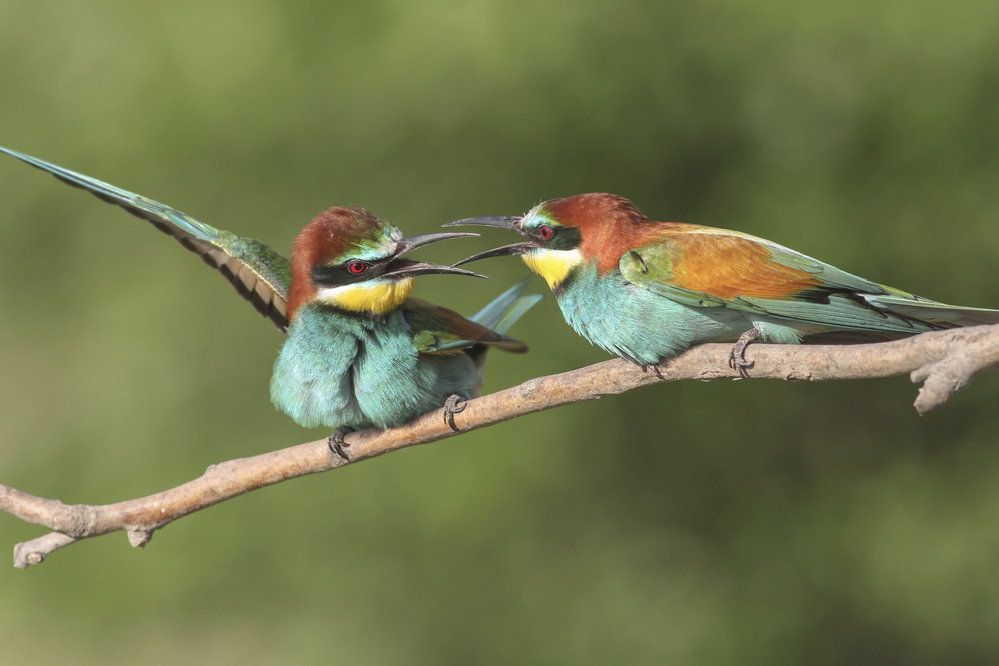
[1,146,291,332]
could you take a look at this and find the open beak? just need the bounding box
[381,258,486,279]
[380,231,486,279]
[444,215,537,267]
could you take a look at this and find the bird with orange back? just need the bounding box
[0,147,540,457]
[448,193,999,371]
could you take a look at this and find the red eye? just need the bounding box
[538,224,555,241]
[347,260,369,275]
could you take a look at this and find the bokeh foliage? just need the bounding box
[2,1,999,663]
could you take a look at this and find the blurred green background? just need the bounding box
[3,1,999,663]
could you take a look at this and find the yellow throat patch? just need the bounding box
[522,249,583,289]
[315,278,414,315]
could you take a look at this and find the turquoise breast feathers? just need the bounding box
[271,305,481,429]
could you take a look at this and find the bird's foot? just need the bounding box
[729,328,762,375]
[442,394,467,432]
[327,426,356,462]
[640,361,666,380]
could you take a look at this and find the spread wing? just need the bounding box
[1,146,291,331]
[617,225,945,333]
[403,298,529,355]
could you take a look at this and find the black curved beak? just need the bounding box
[382,258,487,280]
[381,231,485,279]
[451,242,538,267]
[396,231,479,254]
[442,216,523,233]
[444,215,537,267]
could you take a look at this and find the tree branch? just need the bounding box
[4,324,999,569]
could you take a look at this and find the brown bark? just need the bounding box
[4,324,998,569]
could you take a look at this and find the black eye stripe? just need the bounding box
[532,225,581,250]
[312,258,388,286]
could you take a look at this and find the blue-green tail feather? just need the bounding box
[470,278,543,334]
[427,280,542,353]
[864,293,999,329]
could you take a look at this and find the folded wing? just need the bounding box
[405,281,541,355]
[619,225,999,334]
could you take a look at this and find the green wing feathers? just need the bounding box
[1,146,291,331]
[621,226,999,335]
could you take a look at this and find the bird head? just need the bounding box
[288,207,482,319]
[445,193,650,290]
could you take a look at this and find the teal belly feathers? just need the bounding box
[270,305,480,429]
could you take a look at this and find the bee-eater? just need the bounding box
[1,147,540,456]
[447,192,999,371]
